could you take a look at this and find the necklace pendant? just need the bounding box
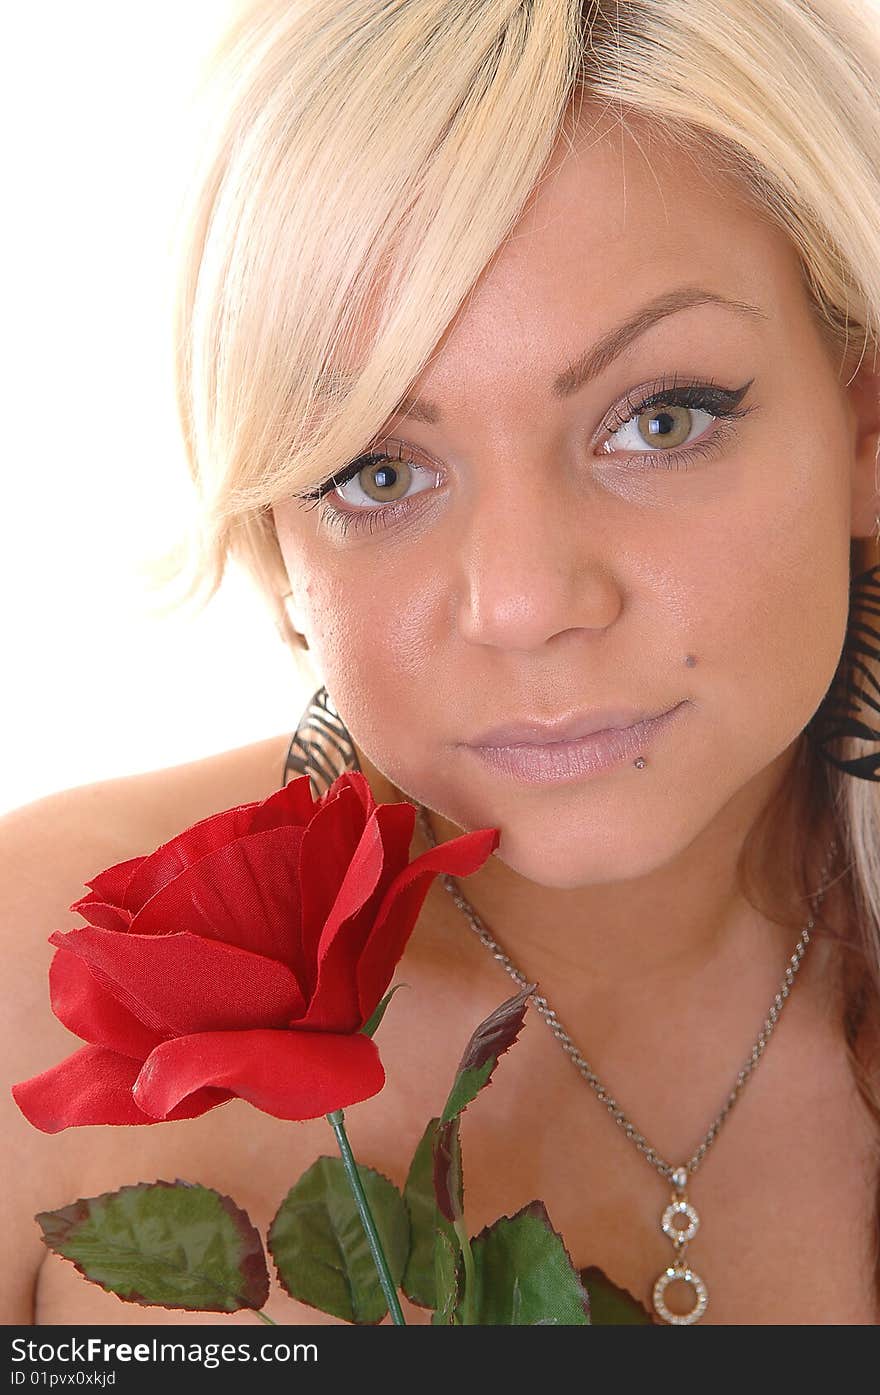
[652,1178,709,1325]
[653,1262,709,1325]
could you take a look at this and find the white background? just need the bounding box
[2,3,317,816]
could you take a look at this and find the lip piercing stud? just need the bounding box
[634,756,647,769]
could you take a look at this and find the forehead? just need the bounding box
[469,101,802,332]
[323,103,811,421]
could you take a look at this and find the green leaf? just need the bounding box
[431,1228,464,1325]
[268,1156,410,1324]
[453,1201,590,1325]
[439,983,534,1123]
[401,1117,458,1308]
[433,985,534,1226]
[35,1180,269,1312]
[433,1114,465,1225]
[360,982,407,1039]
[580,1265,653,1324]
[440,1061,495,1124]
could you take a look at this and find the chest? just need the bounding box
[363,975,880,1325]
[34,962,880,1328]
[453,1039,880,1324]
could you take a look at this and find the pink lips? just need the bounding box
[463,702,688,784]
[466,705,676,747]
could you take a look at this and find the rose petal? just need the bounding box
[49,947,164,1058]
[300,802,415,1031]
[316,771,376,818]
[133,1028,385,1122]
[119,804,264,912]
[67,900,133,933]
[65,773,362,921]
[127,827,308,972]
[357,826,500,1019]
[246,773,318,833]
[12,1045,231,1134]
[71,855,145,916]
[297,784,370,991]
[49,927,306,1036]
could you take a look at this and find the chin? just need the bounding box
[423,775,687,888]
[488,816,682,889]
[392,745,705,888]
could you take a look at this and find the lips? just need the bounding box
[466,704,682,748]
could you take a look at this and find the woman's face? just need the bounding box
[273,111,877,889]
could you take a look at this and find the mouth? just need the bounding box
[465,702,683,748]
[462,701,689,785]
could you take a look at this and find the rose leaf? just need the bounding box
[431,1228,464,1325]
[268,1155,410,1324]
[36,1180,269,1312]
[439,983,534,1124]
[453,1200,591,1325]
[401,1116,459,1308]
[432,984,534,1228]
[360,982,408,1039]
[580,1265,654,1324]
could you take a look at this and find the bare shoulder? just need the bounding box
[10,729,295,850]
[0,730,295,1323]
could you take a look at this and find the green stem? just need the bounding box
[255,1310,278,1325]
[326,1108,406,1326]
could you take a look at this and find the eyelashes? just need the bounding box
[295,373,757,537]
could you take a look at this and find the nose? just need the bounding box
[454,455,624,650]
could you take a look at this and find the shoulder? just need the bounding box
[4,729,296,853]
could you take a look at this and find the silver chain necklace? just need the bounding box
[413,801,838,1326]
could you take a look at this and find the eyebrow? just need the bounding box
[380,285,768,426]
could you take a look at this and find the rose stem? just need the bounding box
[326,1107,407,1325]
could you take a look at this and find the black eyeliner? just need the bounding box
[296,375,756,507]
[296,450,392,505]
[609,375,755,429]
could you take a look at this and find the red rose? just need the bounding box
[13,772,499,1132]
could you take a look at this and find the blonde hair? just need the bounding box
[156,0,880,1292]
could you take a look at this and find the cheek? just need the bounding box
[683,428,851,748]
[296,550,445,763]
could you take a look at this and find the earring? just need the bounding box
[808,562,880,780]
[282,685,362,797]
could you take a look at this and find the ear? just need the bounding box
[844,347,880,541]
[270,506,313,644]
[279,586,312,649]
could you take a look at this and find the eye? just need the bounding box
[332,447,439,509]
[295,375,756,536]
[600,381,748,460]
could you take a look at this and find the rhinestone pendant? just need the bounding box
[653,1264,709,1325]
[662,1197,700,1244]
[652,1172,709,1325]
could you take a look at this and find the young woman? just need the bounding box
[3,0,880,1325]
